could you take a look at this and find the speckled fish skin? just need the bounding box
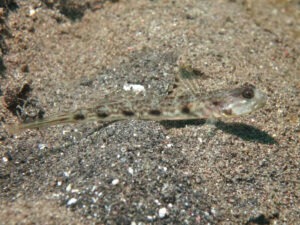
[8,83,267,133]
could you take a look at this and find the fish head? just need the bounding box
[218,83,267,117]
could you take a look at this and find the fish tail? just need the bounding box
[6,113,76,134]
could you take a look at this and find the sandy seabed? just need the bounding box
[0,0,299,224]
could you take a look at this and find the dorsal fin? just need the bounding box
[168,63,208,99]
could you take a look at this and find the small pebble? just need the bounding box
[147,215,155,220]
[2,157,8,163]
[67,198,77,206]
[128,167,134,175]
[29,7,36,16]
[111,178,119,185]
[66,184,72,192]
[38,144,47,150]
[154,199,161,205]
[63,171,71,177]
[158,207,168,218]
[166,143,173,148]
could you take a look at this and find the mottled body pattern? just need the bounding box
[8,80,267,133]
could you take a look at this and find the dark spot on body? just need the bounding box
[38,109,45,119]
[181,104,191,114]
[222,109,232,116]
[122,110,135,116]
[148,109,161,116]
[97,112,109,118]
[73,113,85,120]
[212,101,221,106]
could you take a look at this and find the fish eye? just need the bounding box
[242,87,254,99]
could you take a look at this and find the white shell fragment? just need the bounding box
[123,83,145,93]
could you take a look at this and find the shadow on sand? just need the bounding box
[160,119,277,145]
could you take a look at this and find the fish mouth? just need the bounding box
[254,91,267,110]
